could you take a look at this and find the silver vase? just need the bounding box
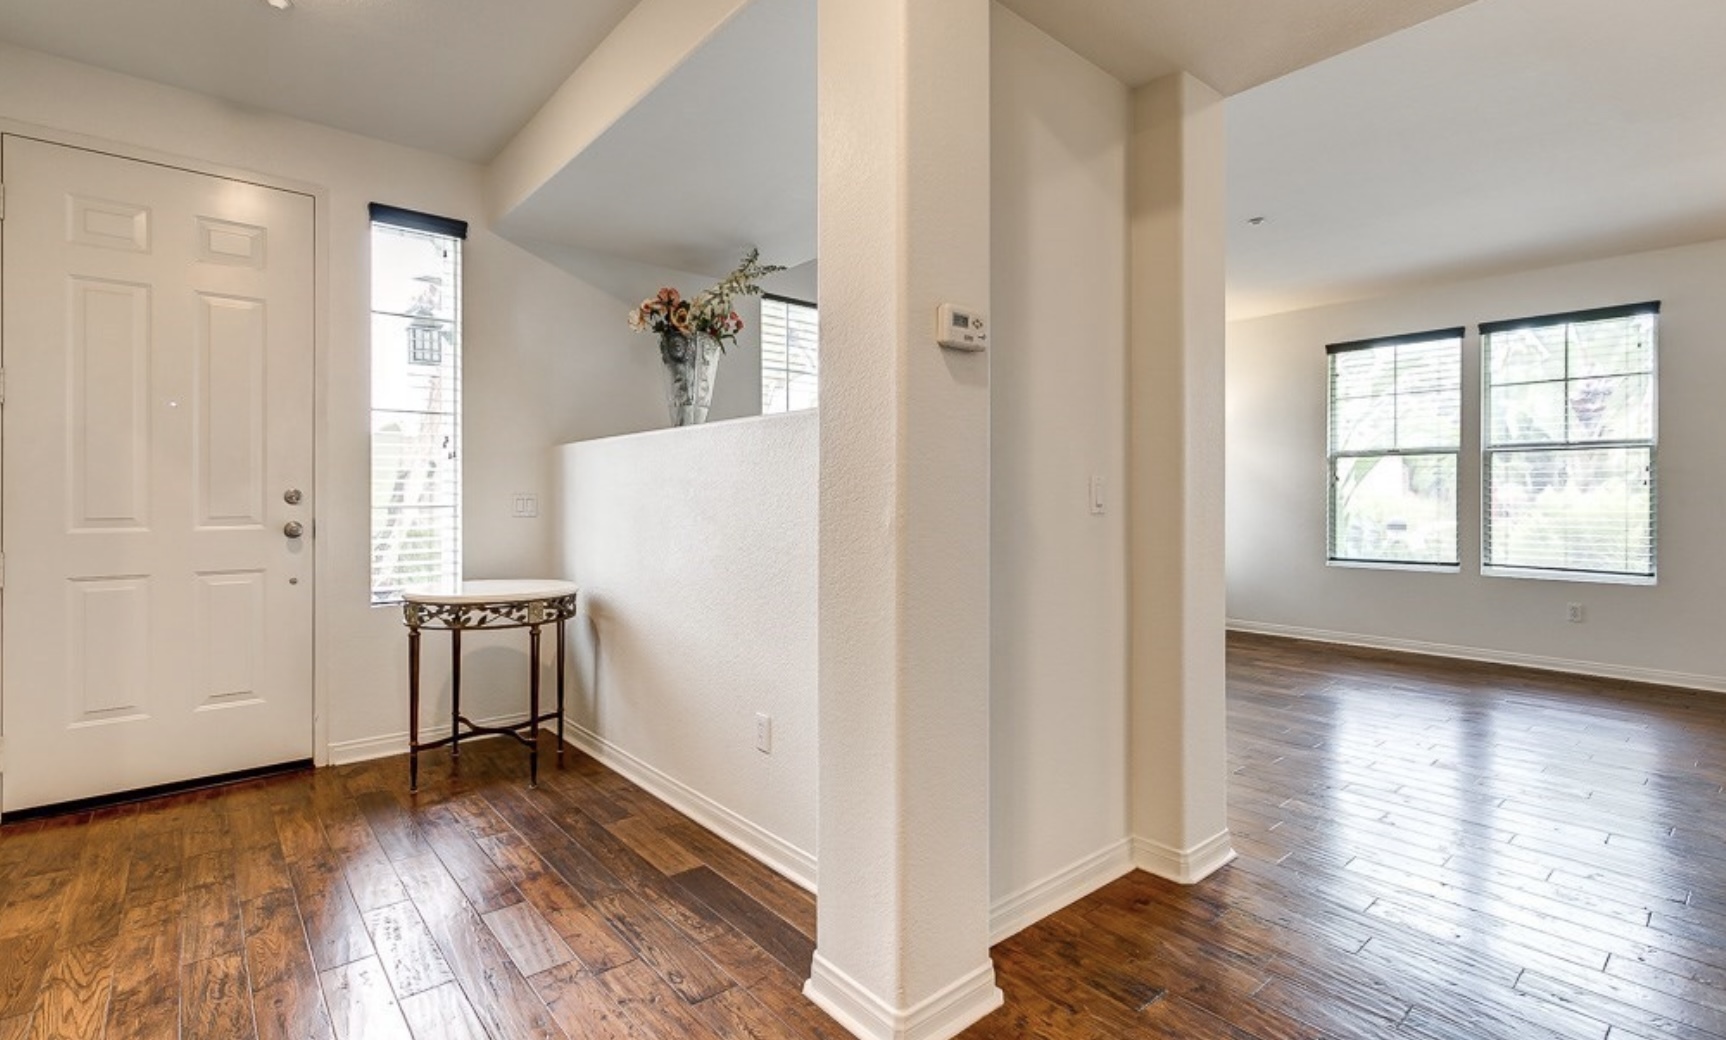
[660,331,722,426]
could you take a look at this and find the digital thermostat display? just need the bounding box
[937,303,987,352]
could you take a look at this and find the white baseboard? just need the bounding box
[804,955,1003,1040]
[560,720,817,893]
[1132,830,1237,884]
[988,839,1134,944]
[327,712,531,766]
[1227,619,1726,694]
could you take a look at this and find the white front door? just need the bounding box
[1,135,315,814]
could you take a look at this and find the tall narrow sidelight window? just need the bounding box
[1327,328,1464,567]
[1481,302,1658,581]
[760,295,819,414]
[370,204,466,604]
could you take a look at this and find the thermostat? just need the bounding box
[937,303,987,352]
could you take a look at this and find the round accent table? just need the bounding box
[401,579,579,791]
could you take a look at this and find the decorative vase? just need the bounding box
[660,331,722,426]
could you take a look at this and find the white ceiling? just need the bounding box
[1225,0,1726,319]
[0,0,640,162]
[996,0,1478,94]
[5,0,1718,318]
[496,0,817,277]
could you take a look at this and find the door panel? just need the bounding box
[2,135,316,813]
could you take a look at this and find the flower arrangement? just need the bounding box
[628,248,785,364]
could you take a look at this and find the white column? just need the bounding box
[1126,72,1236,883]
[805,0,1001,1037]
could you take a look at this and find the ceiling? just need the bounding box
[495,0,817,277]
[1225,0,1726,319]
[0,0,640,162]
[3,0,1719,316]
[996,0,1477,95]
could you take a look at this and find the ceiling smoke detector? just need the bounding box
[264,0,292,10]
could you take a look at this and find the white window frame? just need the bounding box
[369,204,466,605]
[1480,302,1659,584]
[1326,328,1464,570]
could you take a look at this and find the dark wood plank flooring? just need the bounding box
[4,632,1725,1038]
[965,632,1726,1039]
[0,733,836,1039]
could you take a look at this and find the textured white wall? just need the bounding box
[554,413,818,880]
[1126,72,1234,879]
[0,43,659,760]
[1227,238,1726,690]
[810,0,1001,1033]
[988,9,1132,923]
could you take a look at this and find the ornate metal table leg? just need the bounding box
[408,624,422,792]
[528,622,542,788]
[451,628,463,760]
[555,616,567,768]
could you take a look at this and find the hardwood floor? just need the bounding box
[965,633,1726,1039]
[0,734,838,1039]
[4,633,1725,1038]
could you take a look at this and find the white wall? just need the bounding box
[1125,71,1234,882]
[0,43,666,761]
[1228,237,1726,690]
[987,8,1133,934]
[554,412,818,885]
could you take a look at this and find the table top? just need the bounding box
[401,578,579,606]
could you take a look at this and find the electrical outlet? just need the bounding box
[755,713,772,754]
[1566,602,1585,623]
[511,493,539,518]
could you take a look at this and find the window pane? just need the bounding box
[1570,313,1654,378]
[1488,381,1566,446]
[371,314,458,413]
[1331,453,1458,565]
[1331,348,1395,402]
[1397,388,1461,450]
[371,230,458,321]
[1487,324,1566,384]
[1569,374,1653,442]
[1485,447,1653,575]
[1330,393,1396,453]
[1396,339,1457,393]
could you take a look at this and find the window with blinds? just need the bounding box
[370,205,466,604]
[1327,329,1463,567]
[1482,302,1657,581]
[760,295,818,414]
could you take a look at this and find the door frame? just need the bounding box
[0,119,334,783]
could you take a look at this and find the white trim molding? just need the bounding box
[1132,830,1237,884]
[327,712,531,766]
[989,839,1134,944]
[804,955,1003,1040]
[1228,620,1726,694]
[560,720,817,893]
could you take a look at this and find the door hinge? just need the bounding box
[0,367,7,404]
[0,182,6,220]
[0,551,7,589]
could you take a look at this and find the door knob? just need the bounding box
[283,520,305,539]
[283,488,303,505]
